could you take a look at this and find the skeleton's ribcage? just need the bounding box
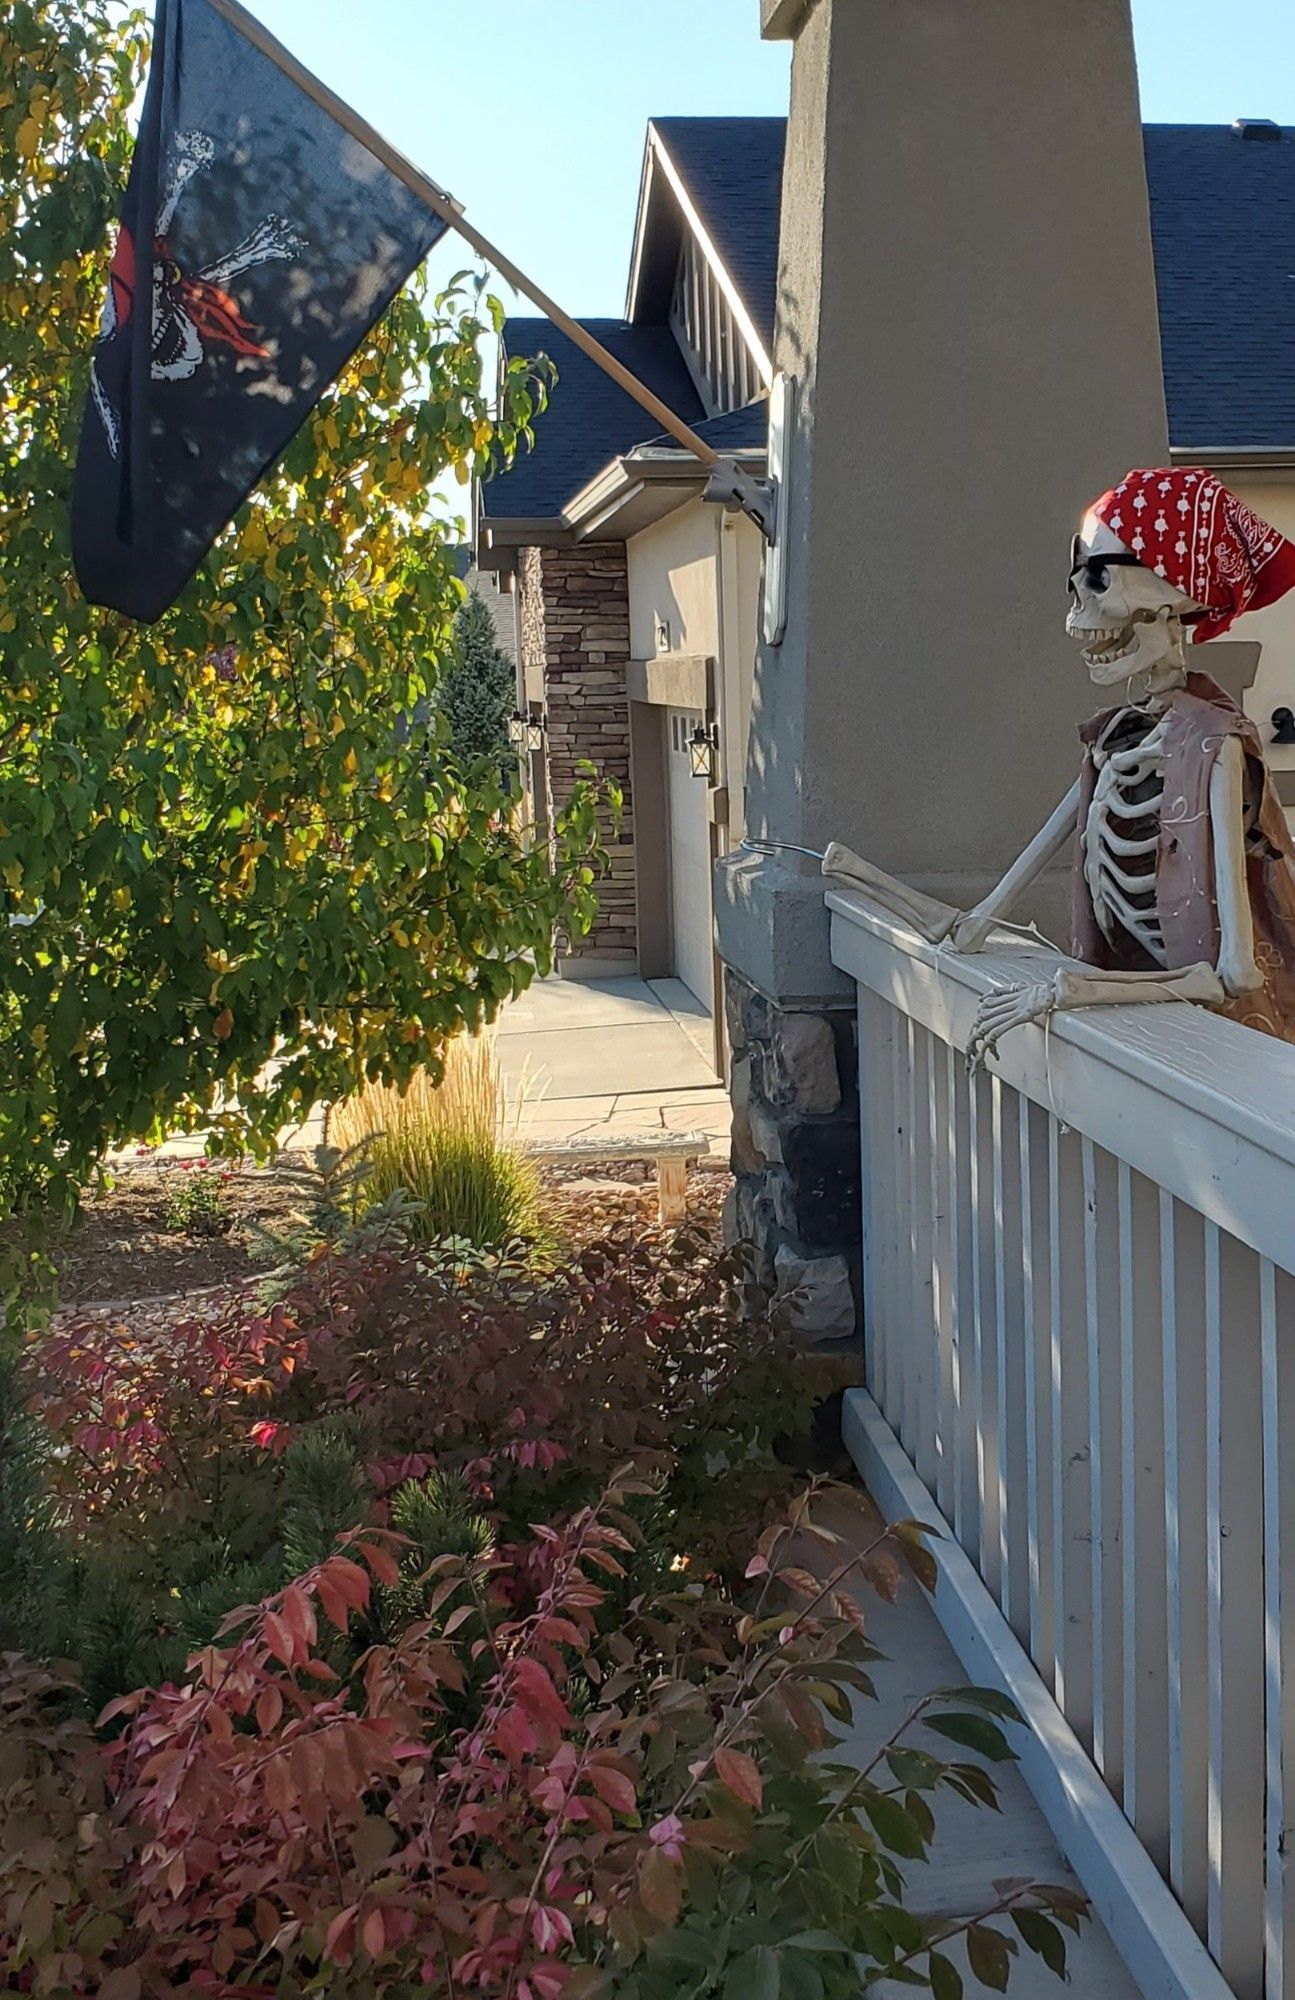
[1082,713,1168,965]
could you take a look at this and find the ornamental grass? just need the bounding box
[327,1031,543,1251]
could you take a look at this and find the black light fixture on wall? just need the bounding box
[688,722,718,781]
[508,710,546,754]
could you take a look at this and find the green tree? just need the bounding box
[0,0,597,1213]
[439,588,518,785]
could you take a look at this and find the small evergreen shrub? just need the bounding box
[327,1031,544,1250]
[439,586,520,785]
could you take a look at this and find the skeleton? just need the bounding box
[92,130,305,457]
[823,510,1267,1061]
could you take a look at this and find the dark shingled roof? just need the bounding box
[486,118,1295,525]
[636,405,768,455]
[1144,124,1295,450]
[480,319,705,520]
[649,117,786,354]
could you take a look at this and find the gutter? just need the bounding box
[478,439,768,562]
[1171,445,1295,477]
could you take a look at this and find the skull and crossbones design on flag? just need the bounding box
[91,130,305,459]
[72,0,450,624]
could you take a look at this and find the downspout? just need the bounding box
[712,508,745,1077]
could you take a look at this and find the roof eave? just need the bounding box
[478,442,770,558]
[475,515,574,570]
[1171,444,1295,476]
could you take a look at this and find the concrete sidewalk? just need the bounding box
[498,975,732,1154]
[116,975,733,1165]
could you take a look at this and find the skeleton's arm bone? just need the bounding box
[821,844,958,942]
[1052,962,1225,1007]
[1208,734,1264,994]
[947,778,1083,952]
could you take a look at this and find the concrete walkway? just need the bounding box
[114,975,733,1165]
[498,975,732,1152]
[856,1533,1141,1998]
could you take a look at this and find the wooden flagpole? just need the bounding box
[204,0,722,472]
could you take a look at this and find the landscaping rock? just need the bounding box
[774,1245,857,1343]
[764,1013,842,1117]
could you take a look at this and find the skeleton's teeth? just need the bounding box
[1082,629,1136,665]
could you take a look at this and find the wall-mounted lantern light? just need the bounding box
[508,710,546,754]
[689,722,718,781]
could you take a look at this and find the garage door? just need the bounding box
[666,709,715,1012]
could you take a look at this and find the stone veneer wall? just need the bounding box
[726,969,862,1346]
[517,544,637,969]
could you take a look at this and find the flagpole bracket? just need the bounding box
[703,460,778,545]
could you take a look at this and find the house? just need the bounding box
[475,110,1295,1070]
[475,118,782,1064]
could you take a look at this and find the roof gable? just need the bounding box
[627,116,786,354]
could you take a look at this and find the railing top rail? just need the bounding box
[828,887,1295,1277]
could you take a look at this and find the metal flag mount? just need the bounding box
[205,0,779,545]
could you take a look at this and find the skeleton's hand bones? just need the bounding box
[967,960,1227,1072]
[967,981,1057,1067]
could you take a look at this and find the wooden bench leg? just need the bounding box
[657,1156,689,1227]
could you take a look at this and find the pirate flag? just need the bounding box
[72,0,450,623]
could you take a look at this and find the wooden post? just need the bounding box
[657,1156,689,1228]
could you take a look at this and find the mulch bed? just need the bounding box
[30,1155,733,1318]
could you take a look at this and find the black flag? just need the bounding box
[72,0,450,623]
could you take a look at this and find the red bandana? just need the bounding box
[1090,467,1295,642]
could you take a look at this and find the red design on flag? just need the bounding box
[1091,467,1295,641]
[108,227,137,330]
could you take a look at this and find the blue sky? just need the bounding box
[248,0,1295,323]
[241,0,1295,528]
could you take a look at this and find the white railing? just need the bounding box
[828,887,1295,2000]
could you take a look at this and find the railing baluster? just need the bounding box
[889,1009,909,1450]
[994,1078,1030,1644]
[901,1015,919,1458]
[1121,1162,1169,1871]
[931,1034,956,1520]
[1085,1139,1124,1795]
[1163,1193,1210,1935]
[1022,1093,1056,1688]
[909,1022,938,1491]
[1051,1115,1093,1750]
[1207,1226,1265,1996]
[1263,1258,1295,2000]
[970,1065,1000,1598]
[951,1047,979,1554]
[860,991,895,1420]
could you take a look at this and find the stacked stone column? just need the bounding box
[726,970,860,1345]
[517,544,638,971]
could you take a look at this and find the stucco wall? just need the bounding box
[626,500,765,842]
[627,503,721,662]
[733,0,1170,936]
[1221,480,1295,782]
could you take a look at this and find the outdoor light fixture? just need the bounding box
[508,710,546,754]
[688,722,718,781]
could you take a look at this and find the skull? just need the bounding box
[1066,513,1203,692]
